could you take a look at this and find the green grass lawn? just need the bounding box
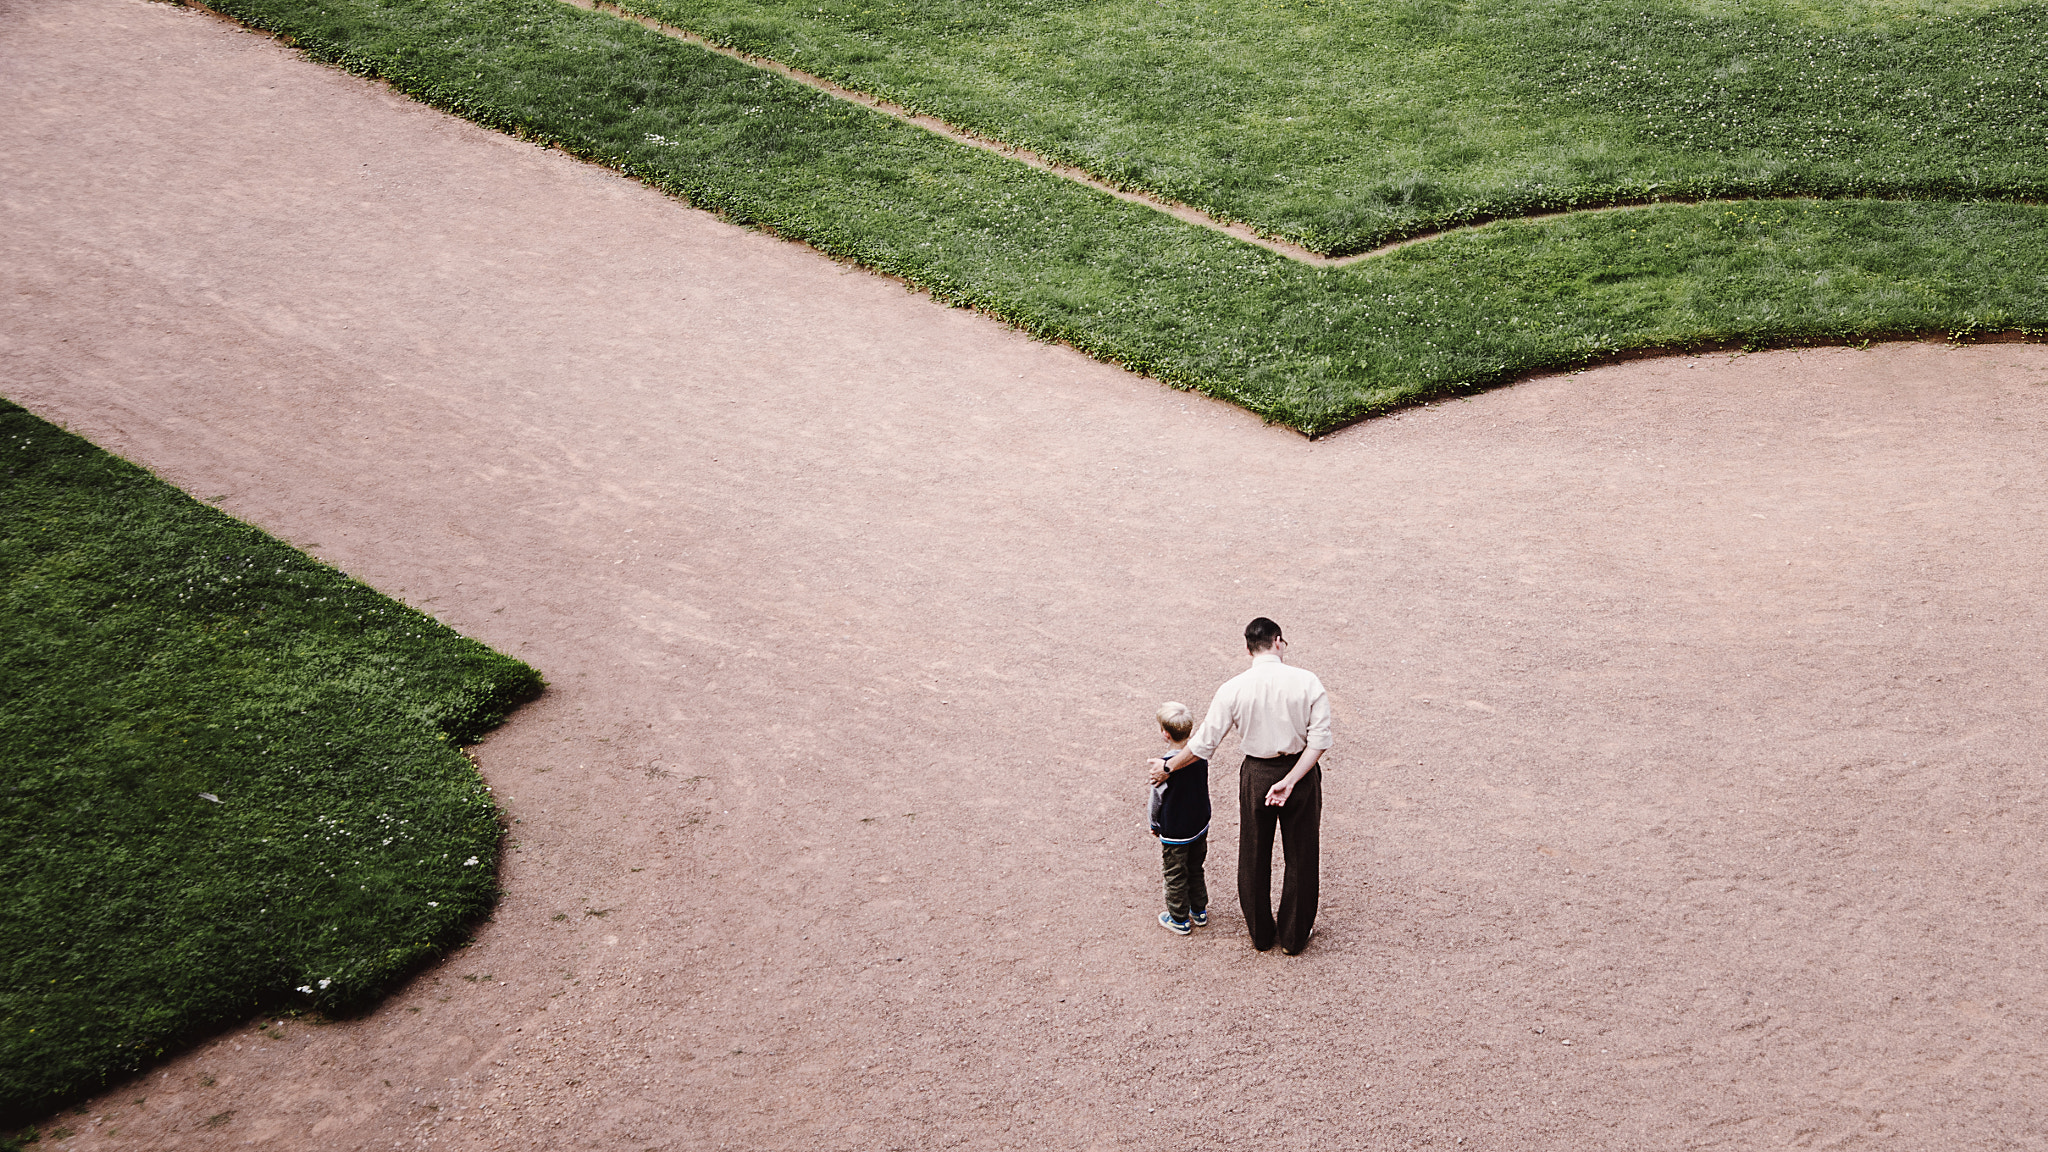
[0,401,541,1121]
[618,0,2048,254]
[200,0,2048,433]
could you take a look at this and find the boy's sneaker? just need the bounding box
[1158,912,1192,936]
[1188,908,1209,928]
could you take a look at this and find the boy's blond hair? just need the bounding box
[1156,701,1194,743]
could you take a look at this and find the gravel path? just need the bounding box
[7,0,2048,1147]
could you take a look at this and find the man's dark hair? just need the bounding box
[1244,617,1284,653]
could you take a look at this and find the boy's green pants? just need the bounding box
[1161,834,1209,922]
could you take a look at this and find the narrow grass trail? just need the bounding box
[8,1,2048,1148]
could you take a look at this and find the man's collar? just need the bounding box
[1252,652,1282,665]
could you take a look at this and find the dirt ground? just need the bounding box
[7,0,2048,1147]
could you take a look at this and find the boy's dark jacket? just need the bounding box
[1151,754,1211,842]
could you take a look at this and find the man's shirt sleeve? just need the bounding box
[1186,685,1234,761]
[1305,674,1334,751]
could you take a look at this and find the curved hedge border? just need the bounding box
[185,0,2048,437]
[0,401,541,1121]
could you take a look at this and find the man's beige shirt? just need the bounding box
[1187,653,1333,761]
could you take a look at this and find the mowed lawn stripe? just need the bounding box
[198,0,2048,433]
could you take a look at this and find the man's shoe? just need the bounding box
[1158,912,1192,936]
[1189,908,1208,928]
[1283,926,1316,956]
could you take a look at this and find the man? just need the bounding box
[1153,617,1332,954]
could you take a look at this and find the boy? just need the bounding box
[1148,701,1211,935]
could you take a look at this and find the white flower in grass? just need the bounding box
[318,978,331,990]
[463,856,480,867]
[428,901,439,908]
[297,985,314,994]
